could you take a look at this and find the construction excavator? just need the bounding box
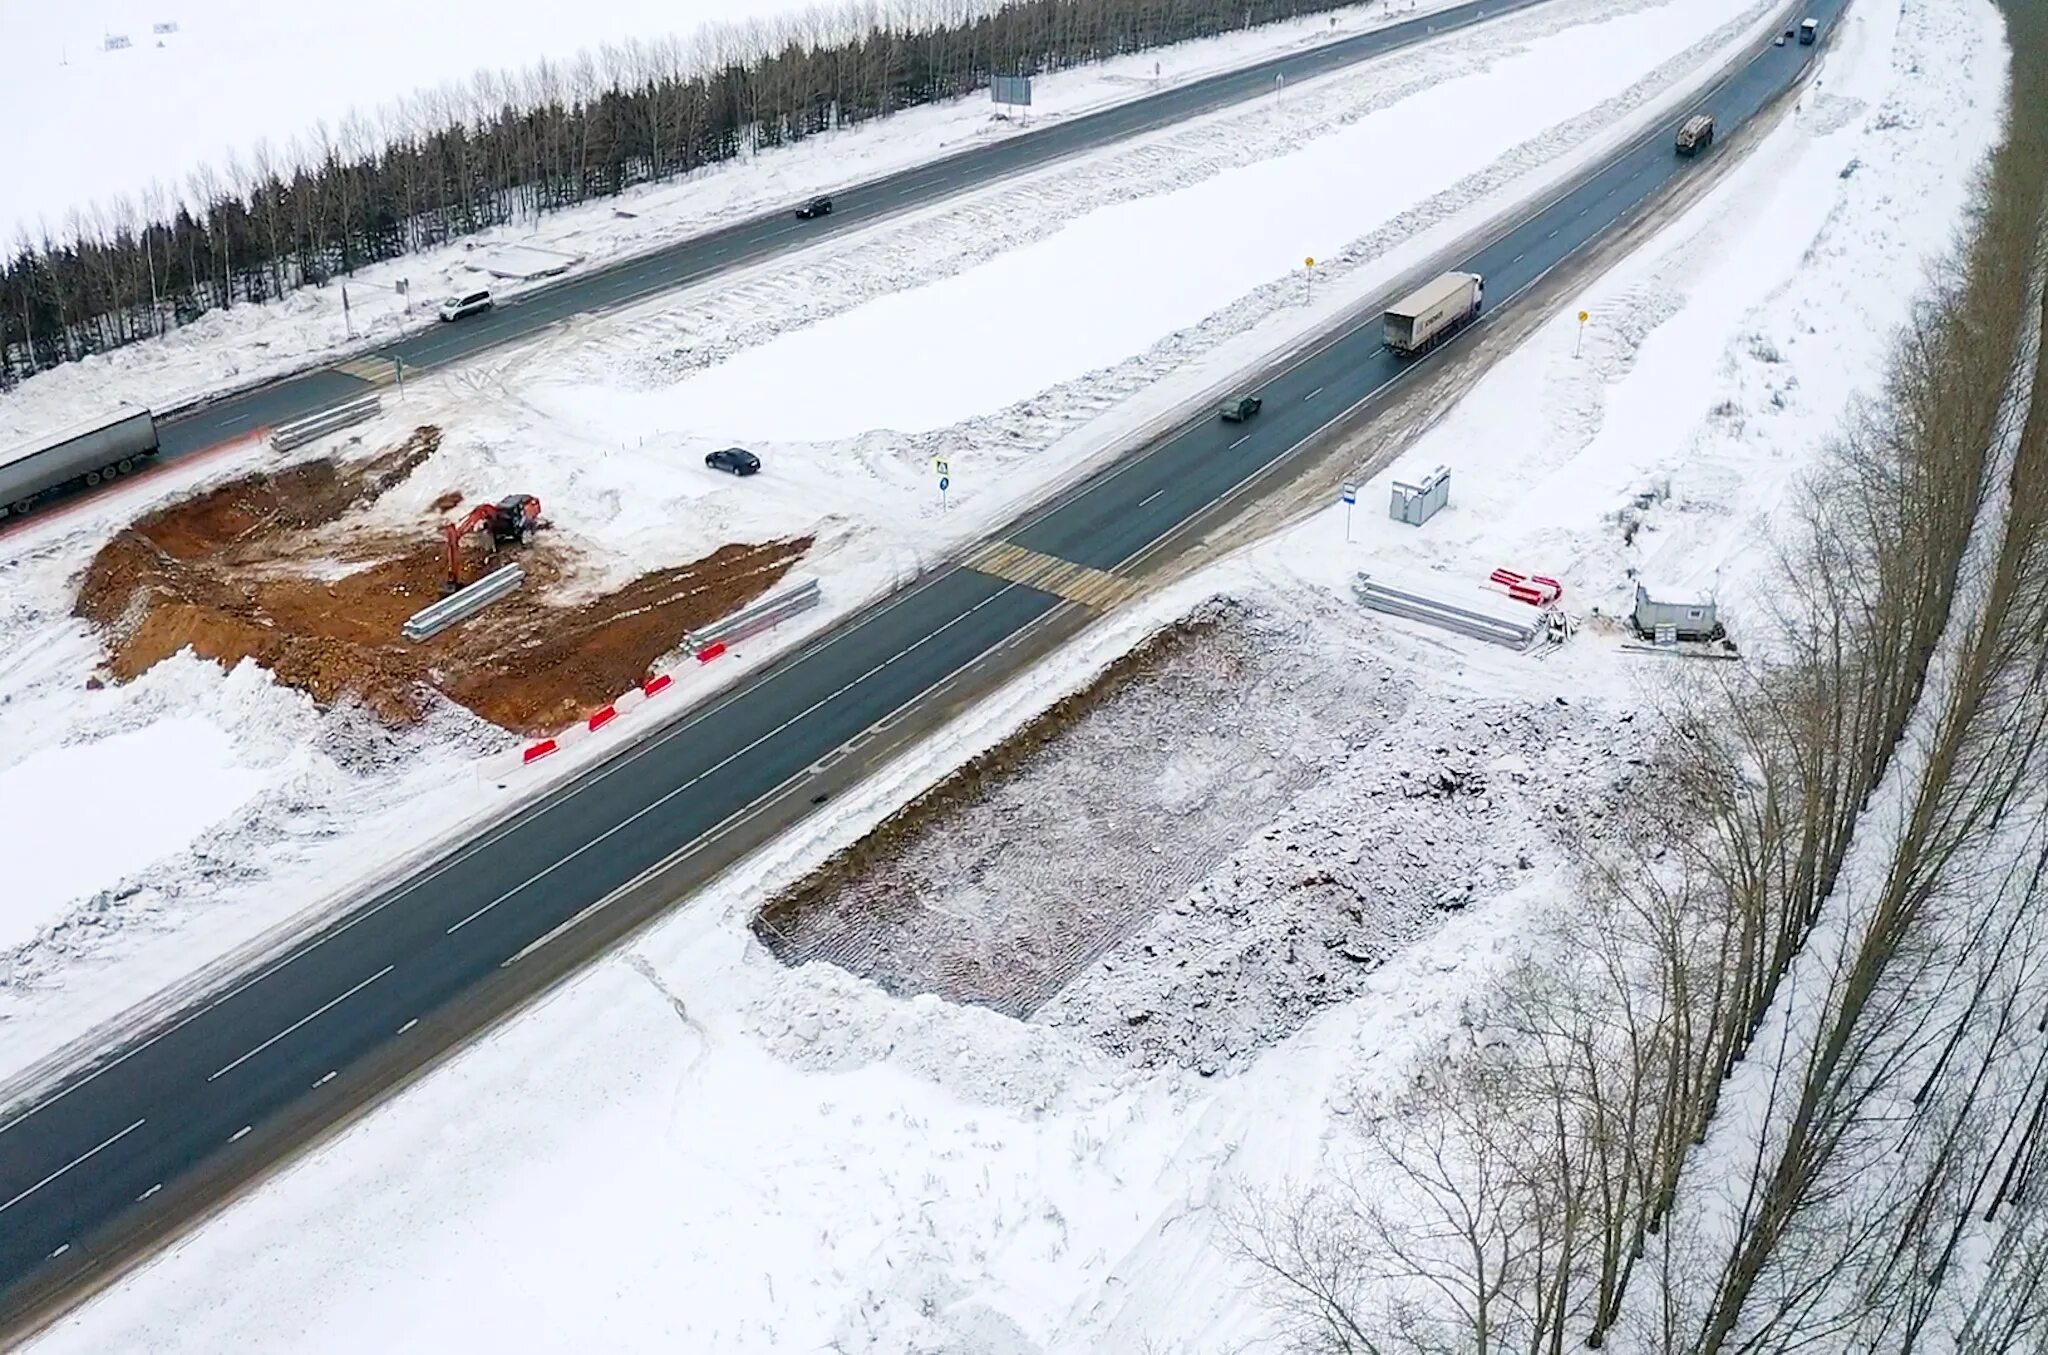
[442,494,545,592]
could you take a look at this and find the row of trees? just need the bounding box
[1231,1,2048,1346]
[0,0,1372,385]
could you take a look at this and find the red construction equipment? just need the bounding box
[442,494,545,591]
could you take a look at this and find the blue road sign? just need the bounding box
[939,477,950,492]
[1341,484,1357,506]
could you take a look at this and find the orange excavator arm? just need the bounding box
[442,505,498,588]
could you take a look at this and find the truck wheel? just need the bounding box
[9,500,29,517]
[85,471,102,486]
[118,458,135,474]
[104,465,121,480]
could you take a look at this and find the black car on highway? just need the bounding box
[794,195,833,220]
[706,447,762,476]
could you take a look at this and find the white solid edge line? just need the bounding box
[206,966,394,1084]
[0,1118,145,1215]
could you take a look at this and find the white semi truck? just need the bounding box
[0,406,160,519]
[1382,272,1483,357]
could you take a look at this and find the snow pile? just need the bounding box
[0,716,266,950]
[1039,643,1649,1076]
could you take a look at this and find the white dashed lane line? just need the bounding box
[206,966,394,1083]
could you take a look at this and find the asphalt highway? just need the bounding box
[0,0,1843,1328]
[149,0,1553,462]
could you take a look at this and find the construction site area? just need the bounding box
[72,425,810,736]
[754,595,1655,1074]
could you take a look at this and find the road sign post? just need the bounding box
[1304,256,1315,307]
[1342,482,1358,542]
[935,458,951,510]
[1575,309,1589,358]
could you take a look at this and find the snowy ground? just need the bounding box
[0,0,1475,439]
[0,0,1777,1087]
[2,0,1010,239]
[17,0,2010,1349]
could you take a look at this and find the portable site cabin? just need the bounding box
[1632,583,1720,642]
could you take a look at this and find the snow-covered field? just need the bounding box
[0,0,1476,438]
[0,0,1777,1087]
[16,0,2010,1347]
[2,0,987,239]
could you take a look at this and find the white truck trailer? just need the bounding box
[0,406,159,518]
[1382,271,1483,357]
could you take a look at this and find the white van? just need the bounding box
[438,289,494,322]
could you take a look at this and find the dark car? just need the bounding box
[1219,395,1263,422]
[706,447,761,476]
[794,195,833,220]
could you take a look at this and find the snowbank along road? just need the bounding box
[34,0,1555,489]
[0,0,1841,1331]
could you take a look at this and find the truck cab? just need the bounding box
[1675,114,1715,156]
[1799,17,1818,43]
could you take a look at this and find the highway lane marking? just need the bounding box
[206,966,394,1083]
[960,541,1143,610]
[504,580,1108,970]
[314,1071,337,1088]
[398,1019,419,1035]
[0,1118,145,1215]
[332,357,400,386]
[230,1126,252,1143]
[1229,434,1251,448]
[1305,386,1324,401]
[50,1244,69,1259]
[138,1183,163,1202]
[448,580,1027,937]
[1139,489,1165,507]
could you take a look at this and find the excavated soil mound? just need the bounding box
[76,427,810,735]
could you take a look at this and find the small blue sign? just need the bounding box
[939,476,951,493]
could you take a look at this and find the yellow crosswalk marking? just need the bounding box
[961,540,1143,611]
[333,357,399,386]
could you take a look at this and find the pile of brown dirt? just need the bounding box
[76,426,811,735]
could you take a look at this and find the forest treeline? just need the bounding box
[0,0,1368,387]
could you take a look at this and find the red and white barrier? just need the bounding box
[489,581,814,780]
